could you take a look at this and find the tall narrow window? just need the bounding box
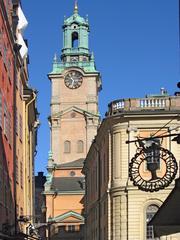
[19,114,22,141]
[77,140,84,153]
[0,91,2,128]
[3,44,7,66]
[0,28,2,54]
[9,112,12,145]
[4,185,7,208]
[16,157,19,184]
[19,79,23,98]
[20,162,23,188]
[72,32,79,48]
[15,107,18,135]
[64,141,71,153]
[146,205,159,239]
[4,101,7,137]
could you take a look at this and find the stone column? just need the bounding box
[120,194,127,240]
[112,193,128,240]
[112,129,121,187]
[113,196,121,240]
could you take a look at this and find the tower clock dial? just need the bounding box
[64,70,83,89]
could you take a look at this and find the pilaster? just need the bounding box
[86,117,99,153]
[112,193,128,240]
[112,123,129,188]
[51,118,61,163]
[51,77,61,115]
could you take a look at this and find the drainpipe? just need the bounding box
[13,48,17,237]
[13,43,20,238]
[24,91,36,222]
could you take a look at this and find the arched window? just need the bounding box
[146,205,159,239]
[77,140,84,153]
[64,141,71,153]
[72,32,79,48]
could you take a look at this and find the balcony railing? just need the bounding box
[107,96,180,116]
[140,98,166,108]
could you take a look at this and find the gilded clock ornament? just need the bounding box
[64,70,83,89]
[129,140,178,192]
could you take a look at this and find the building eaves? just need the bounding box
[51,177,85,193]
[56,158,85,169]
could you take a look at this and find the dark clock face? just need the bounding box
[129,145,178,192]
[64,71,83,89]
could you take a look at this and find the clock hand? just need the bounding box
[70,77,75,86]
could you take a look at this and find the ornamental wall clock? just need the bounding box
[129,140,178,192]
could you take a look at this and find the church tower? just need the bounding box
[49,1,101,165]
[44,3,101,239]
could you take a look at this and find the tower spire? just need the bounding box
[74,0,78,14]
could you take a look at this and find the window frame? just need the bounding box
[77,140,84,153]
[143,202,161,240]
[64,140,71,153]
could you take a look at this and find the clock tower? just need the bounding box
[44,2,102,239]
[48,1,101,165]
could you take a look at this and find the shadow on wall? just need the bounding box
[0,129,16,237]
[50,224,84,240]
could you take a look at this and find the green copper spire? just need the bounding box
[51,3,98,74]
[61,2,90,57]
[74,0,78,15]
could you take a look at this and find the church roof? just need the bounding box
[51,177,85,192]
[57,158,84,169]
[64,14,88,27]
[150,178,180,237]
[63,2,88,27]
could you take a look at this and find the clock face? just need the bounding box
[64,71,83,89]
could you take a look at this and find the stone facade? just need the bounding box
[83,94,180,240]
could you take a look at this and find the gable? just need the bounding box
[52,106,99,119]
[61,216,81,223]
[62,110,83,120]
[53,211,84,223]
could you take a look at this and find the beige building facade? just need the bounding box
[83,94,180,240]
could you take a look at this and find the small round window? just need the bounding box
[70,171,76,177]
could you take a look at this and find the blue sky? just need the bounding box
[22,0,179,174]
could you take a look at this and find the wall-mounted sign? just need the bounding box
[129,141,178,192]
